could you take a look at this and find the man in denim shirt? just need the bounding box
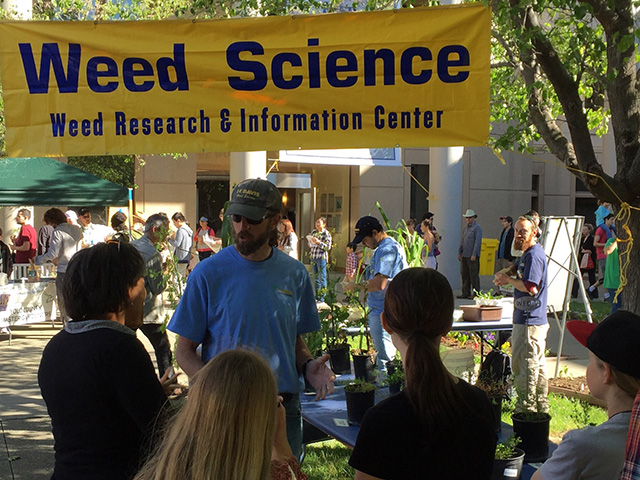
[457,209,483,299]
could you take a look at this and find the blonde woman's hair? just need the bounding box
[135,350,278,480]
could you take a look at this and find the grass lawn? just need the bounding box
[301,392,608,479]
[569,299,614,322]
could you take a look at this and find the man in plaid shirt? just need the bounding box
[309,217,331,301]
[344,242,358,282]
[621,391,640,479]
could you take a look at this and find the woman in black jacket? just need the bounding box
[572,223,598,299]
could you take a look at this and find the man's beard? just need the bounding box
[514,237,524,251]
[233,227,272,256]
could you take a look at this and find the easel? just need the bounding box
[539,216,593,377]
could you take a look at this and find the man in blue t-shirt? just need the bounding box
[351,216,408,367]
[168,178,335,459]
[494,215,549,413]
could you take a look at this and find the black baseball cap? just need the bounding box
[226,179,282,222]
[352,216,383,244]
[567,310,640,379]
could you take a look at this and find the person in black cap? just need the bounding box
[350,215,408,368]
[532,311,640,480]
[168,178,335,460]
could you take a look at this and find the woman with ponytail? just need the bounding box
[349,267,497,480]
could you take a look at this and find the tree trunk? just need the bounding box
[616,211,640,316]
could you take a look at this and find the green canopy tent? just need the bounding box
[0,157,129,206]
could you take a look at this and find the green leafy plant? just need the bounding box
[495,435,522,460]
[318,276,351,350]
[385,367,405,387]
[375,202,425,267]
[446,331,479,347]
[569,398,598,428]
[473,289,504,300]
[476,377,510,399]
[344,378,377,393]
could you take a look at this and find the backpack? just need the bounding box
[479,349,512,387]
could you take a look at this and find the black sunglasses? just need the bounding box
[231,213,273,225]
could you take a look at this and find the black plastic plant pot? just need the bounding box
[386,360,403,376]
[328,345,351,375]
[511,412,551,463]
[388,381,403,395]
[345,389,375,426]
[491,447,525,480]
[353,353,374,381]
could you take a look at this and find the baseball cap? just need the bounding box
[500,216,513,223]
[226,178,282,222]
[462,209,477,218]
[567,310,640,379]
[200,216,208,222]
[110,211,127,228]
[352,216,383,244]
[65,210,78,222]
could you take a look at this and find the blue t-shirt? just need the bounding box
[513,243,548,326]
[167,246,319,393]
[366,236,407,313]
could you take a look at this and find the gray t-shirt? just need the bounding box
[537,411,630,480]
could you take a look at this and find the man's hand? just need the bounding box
[342,281,358,293]
[493,272,511,287]
[457,254,461,261]
[159,368,181,396]
[471,255,477,261]
[306,354,335,401]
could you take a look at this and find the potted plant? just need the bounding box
[474,289,504,306]
[492,435,525,480]
[347,291,376,381]
[319,277,351,374]
[476,377,510,433]
[344,378,376,426]
[385,364,405,395]
[460,290,504,321]
[511,411,552,462]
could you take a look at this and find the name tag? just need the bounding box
[515,297,541,311]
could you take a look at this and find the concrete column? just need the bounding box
[430,147,464,290]
[229,152,267,192]
[429,0,464,292]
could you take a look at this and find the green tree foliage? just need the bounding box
[67,155,136,187]
[484,0,640,313]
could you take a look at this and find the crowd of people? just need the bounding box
[4,178,633,480]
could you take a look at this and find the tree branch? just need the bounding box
[599,2,640,184]
[517,3,626,202]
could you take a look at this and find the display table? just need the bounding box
[301,384,554,480]
[0,280,57,341]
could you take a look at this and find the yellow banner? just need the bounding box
[0,5,490,157]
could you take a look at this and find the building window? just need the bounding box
[531,174,540,212]
[410,165,430,220]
